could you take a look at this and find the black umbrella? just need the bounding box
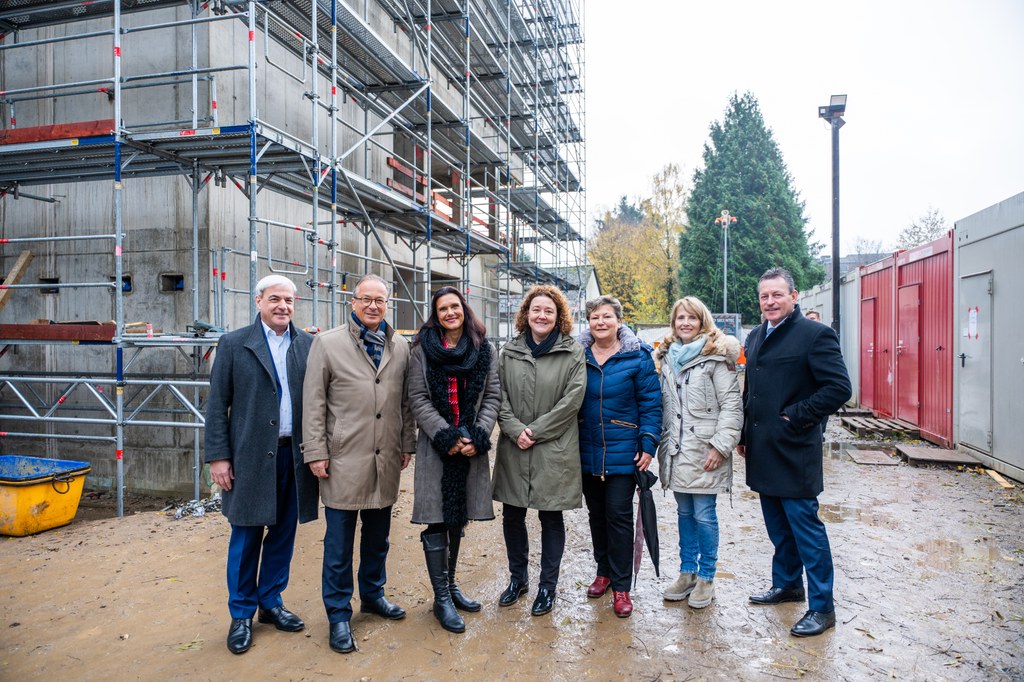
[632,468,660,586]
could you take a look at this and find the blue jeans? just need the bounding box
[674,492,719,581]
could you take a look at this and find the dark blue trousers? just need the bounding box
[226,442,298,618]
[759,495,834,613]
[322,505,392,624]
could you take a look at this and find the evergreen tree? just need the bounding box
[680,92,823,323]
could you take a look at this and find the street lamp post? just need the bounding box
[818,94,846,338]
[715,210,737,313]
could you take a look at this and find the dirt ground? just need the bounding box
[2,424,1022,681]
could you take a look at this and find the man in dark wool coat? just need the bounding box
[205,274,318,654]
[738,267,852,637]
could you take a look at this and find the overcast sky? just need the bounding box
[584,0,1024,254]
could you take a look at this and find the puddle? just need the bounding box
[914,538,1011,571]
[818,503,902,529]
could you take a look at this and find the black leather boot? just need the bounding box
[448,528,481,612]
[422,532,465,633]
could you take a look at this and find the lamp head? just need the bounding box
[819,94,847,120]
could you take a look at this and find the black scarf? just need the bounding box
[421,329,492,528]
[525,330,559,357]
[419,326,480,376]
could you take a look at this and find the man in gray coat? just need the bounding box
[205,274,318,654]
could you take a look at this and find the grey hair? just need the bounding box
[354,272,392,298]
[759,267,796,293]
[585,295,624,321]
[255,274,297,297]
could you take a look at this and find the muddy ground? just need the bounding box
[2,424,1022,681]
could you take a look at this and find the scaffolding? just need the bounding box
[0,0,586,514]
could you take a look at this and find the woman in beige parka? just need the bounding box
[655,295,743,609]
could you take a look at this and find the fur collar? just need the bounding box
[577,324,645,354]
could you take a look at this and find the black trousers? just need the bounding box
[582,473,636,592]
[501,504,565,590]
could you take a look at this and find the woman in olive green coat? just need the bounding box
[493,285,586,617]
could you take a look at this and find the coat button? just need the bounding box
[753,422,758,427]
[270,419,277,426]
[268,451,274,457]
[375,449,380,455]
[376,413,381,419]
[375,378,381,384]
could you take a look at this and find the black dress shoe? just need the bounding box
[328,621,356,653]
[530,588,556,616]
[360,596,406,620]
[227,617,252,654]
[749,586,806,605]
[498,580,529,607]
[257,605,305,632]
[790,609,836,637]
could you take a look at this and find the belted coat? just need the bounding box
[577,326,662,477]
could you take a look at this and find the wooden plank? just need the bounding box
[0,119,114,145]
[0,250,34,315]
[0,323,116,342]
[986,469,1014,489]
[846,448,899,465]
[896,444,980,465]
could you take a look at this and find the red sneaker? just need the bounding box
[587,575,611,598]
[613,591,633,618]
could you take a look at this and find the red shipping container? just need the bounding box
[860,256,896,418]
[895,232,953,446]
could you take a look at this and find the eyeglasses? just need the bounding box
[354,296,388,308]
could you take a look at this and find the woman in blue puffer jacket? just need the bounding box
[577,296,662,618]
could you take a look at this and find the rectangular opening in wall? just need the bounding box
[39,277,59,294]
[159,273,184,293]
[111,275,133,293]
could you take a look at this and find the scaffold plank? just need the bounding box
[0,120,114,146]
[0,250,34,315]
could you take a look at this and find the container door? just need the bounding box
[896,285,920,425]
[860,298,875,409]
[958,272,992,454]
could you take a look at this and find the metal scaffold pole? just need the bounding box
[113,0,125,518]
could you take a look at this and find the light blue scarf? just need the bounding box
[668,335,707,375]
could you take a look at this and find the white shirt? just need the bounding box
[262,321,293,438]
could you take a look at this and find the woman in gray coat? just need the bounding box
[493,285,586,617]
[655,296,743,609]
[407,286,500,634]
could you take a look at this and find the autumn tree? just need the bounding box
[588,192,674,324]
[680,92,823,323]
[897,207,948,249]
[641,163,688,305]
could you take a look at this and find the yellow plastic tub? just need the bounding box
[0,455,91,536]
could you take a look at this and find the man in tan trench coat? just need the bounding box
[302,273,415,654]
